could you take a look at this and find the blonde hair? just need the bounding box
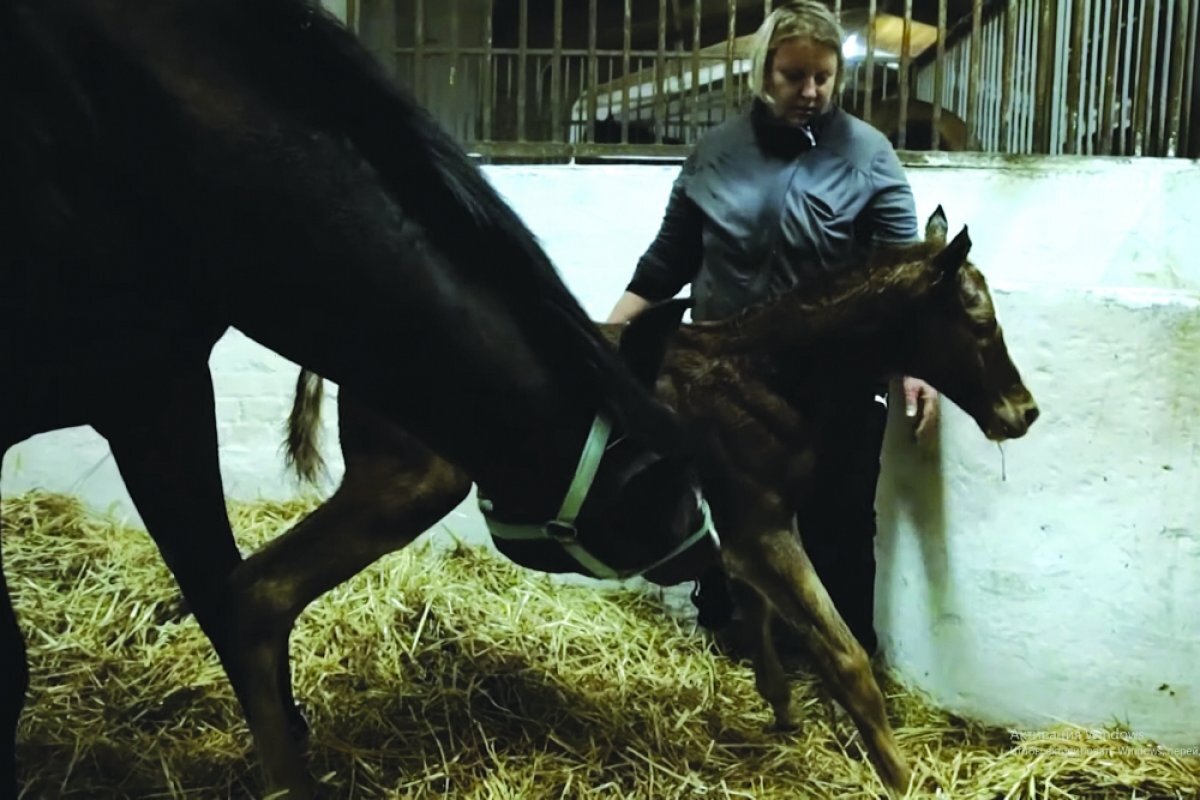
[749,1,845,105]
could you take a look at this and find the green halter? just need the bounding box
[479,415,718,580]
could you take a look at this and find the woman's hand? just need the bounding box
[902,376,939,441]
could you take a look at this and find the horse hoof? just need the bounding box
[289,704,311,743]
[158,595,191,623]
[765,719,798,734]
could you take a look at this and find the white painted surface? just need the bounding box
[320,0,346,24]
[4,155,1200,747]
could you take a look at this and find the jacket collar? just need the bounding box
[750,99,839,156]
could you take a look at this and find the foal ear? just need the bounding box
[933,225,971,278]
[619,298,692,386]
[925,205,949,245]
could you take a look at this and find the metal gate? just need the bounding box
[349,0,1199,160]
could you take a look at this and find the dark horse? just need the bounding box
[1,1,717,797]
[282,207,1039,797]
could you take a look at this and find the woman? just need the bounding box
[605,0,937,654]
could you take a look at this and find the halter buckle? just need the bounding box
[545,519,579,544]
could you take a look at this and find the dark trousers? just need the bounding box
[693,389,889,655]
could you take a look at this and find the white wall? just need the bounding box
[4,154,1200,748]
[320,0,347,24]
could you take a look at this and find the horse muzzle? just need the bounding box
[985,395,1040,440]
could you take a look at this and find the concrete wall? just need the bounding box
[4,154,1200,748]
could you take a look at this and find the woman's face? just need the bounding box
[766,36,839,127]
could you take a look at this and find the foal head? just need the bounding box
[897,207,1039,440]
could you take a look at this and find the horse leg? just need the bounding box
[96,365,315,799]
[0,501,28,798]
[227,393,470,766]
[723,523,912,798]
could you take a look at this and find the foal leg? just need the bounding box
[97,366,315,799]
[723,524,912,798]
[227,394,469,767]
[736,587,795,731]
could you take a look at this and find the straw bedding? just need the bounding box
[2,492,1197,799]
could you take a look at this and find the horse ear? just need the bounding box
[619,298,692,386]
[925,205,949,245]
[933,225,971,278]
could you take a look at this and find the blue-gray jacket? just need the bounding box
[627,101,918,321]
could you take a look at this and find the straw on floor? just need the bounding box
[2,492,1197,799]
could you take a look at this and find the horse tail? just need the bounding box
[284,368,326,484]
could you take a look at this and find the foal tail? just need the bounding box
[284,369,326,484]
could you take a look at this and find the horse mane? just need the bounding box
[6,0,681,450]
[706,238,946,349]
[226,0,681,449]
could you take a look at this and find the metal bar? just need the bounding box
[1151,0,1169,153]
[450,0,460,101]
[551,0,563,143]
[1119,0,1138,154]
[565,56,574,141]
[482,0,492,140]
[535,55,545,133]
[398,46,714,59]
[1147,0,1162,153]
[932,0,946,149]
[1089,0,1105,154]
[1185,0,1200,155]
[604,56,613,126]
[985,16,997,149]
[691,0,701,143]
[414,0,425,105]
[669,0,684,143]
[835,0,842,22]
[588,0,598,141]
[468,141,694,159]
[898,0,912,148]
[1026,0,1038,150]
[346,0,359,34]
[864,0,877,125]
[623,0,632,144]
[1134,0,1157,154]
[725,0,736,122]
[1013,0,1025,151]
[1100,0,1121,153]
[658,0,668,144]
[517,0,528,141]
[1034,0,1056,151]
[967,0,983,147]
[1065,0,1085,152]
[999,0,1017,151]
[1168,0,1190,155]
[1158,0,1176,154]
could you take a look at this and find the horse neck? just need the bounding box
[706,249,938,352]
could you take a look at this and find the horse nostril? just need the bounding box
[1024,406,1040,426]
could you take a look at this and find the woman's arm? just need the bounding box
[866,146,939,439]
[606,165,705,323]
[866,147,919,244]
[606,291,652,323]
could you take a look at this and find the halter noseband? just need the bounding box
[478,414,718,581]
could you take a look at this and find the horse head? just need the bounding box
[480,299,719,587]
[900,207,1040,440]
